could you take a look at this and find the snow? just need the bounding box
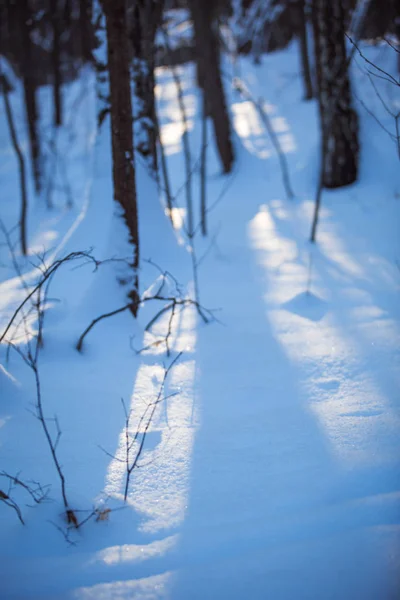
[1,37,400,600]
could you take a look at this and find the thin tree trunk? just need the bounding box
[131,0,164,174]
[312,0,359,188]
[50,0,62,127]
[102,0,140,315]
[161,28,194,237]
[79,0,93,63]
[395,11,400,74]
[296,0,314,100]
[1,76,28,256]
[154,110,173,217]
[200,91,208,236]
[19,0,41,194]
[189,0,235,174]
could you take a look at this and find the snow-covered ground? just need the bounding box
[1,39,400,599]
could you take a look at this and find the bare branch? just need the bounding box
[76,304,132,352]
[122,352,182,501]
[0,251,97,345]
[0,472,50,505]
[345,34,400,87]
[0,490,25,525]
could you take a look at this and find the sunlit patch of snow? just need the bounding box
[232,101,265,137]
[270,198,289,220]
[164,207,186,232]
[248,202,400,467]
[317,229,366,280]
[140,301,196,357]
[278,133,297,153]
[270,116,289,133]
[156,81,196,156]
[0,279,38,346]
[159,121,194,156]
[231,101,296,158]
[72,571,172,600]
[104,303,198,534]
[249,205,298,276]
[232,101,270,158]
[0,363,19,387]
[28,229,59,255]
[0,173,92,342]
[92,535,178,566]
[0,69,98,350]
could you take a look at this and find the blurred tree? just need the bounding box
[19,0,42,193]
[101,0,140,315]
[79,0,94,63]
[189,0,235,173]
[292,0,314,100]
[130,0,164,174]
[50,0,62,126]
[361,0,395,39]
[312,0,359,188]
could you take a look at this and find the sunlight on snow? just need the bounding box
[0,101,96,347]
[141,300,196,356]
[248,202,400,466]
[231,100,296,158]
[0,363,19,390]
[104,304,198,536]
[302,199,400,292]
[316,228,366,280]
[155,73,197,156]
[248,205,298,276]
[164,206,186,239]
[159,120,195,156]
[72,572,172,600]
[92,535,178,566]
[0,277,38,345]
[0,172,91,345]
[28,229,59,255]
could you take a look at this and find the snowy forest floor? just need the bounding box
[1,40,400,599]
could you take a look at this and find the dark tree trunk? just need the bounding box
[395,3,400,73]
[1,76,28,256]
[362,0,394,39]
[102,0,140,315]
[79,0,93,63]
[312,0,359,188]
[19,0,42,194]
[130,0,164,174]
[200,90,208,237]
[295,0,314,100]
[50,0,62,127]
[189,0,234,174]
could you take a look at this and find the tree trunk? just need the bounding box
[295,0,314,100]
[361,0,394,39]
[130,0,164,174]
[102,0,140,315]
[395,4,400,73]
[1,74,28,256]
[312,0,359,188]
[200,90,208,236]
[189,0,234,174]
[79,0,93,64]
[50,0,62,127]
[19,0,42,194]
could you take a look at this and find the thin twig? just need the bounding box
[76,304,132,351]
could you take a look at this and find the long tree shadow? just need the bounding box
[167,188,366,598]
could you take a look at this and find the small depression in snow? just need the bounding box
[281,291,328,322]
